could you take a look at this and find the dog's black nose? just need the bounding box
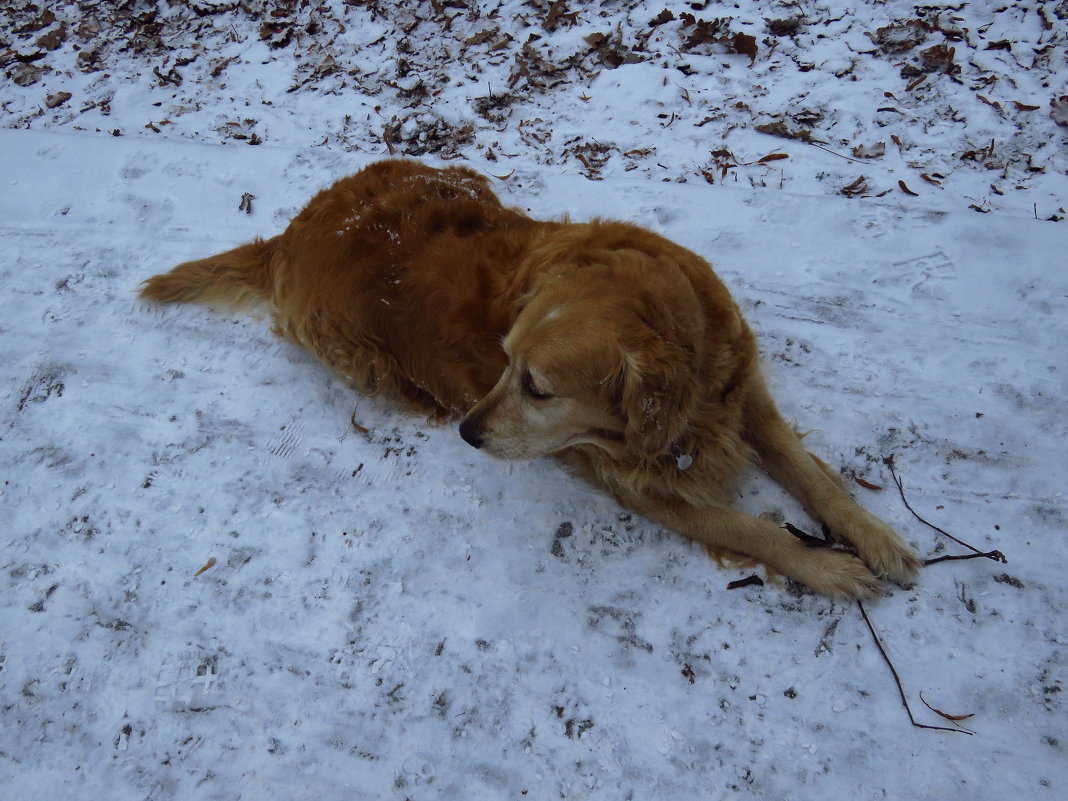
[458,418,484,449]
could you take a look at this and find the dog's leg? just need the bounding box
[630,498,884,599]
[742,380,921,585]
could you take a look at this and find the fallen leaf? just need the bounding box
[1012,100,1039,111]
[755,120,812,142]
[732,32,758,63]
[756,152,789,163]
[898,179,919,196]
[851,474,883,491]
[194,556,217,576]
[852,142,886,159]
[920,692,976,724]
[649,9,674,26]
[45,91,72,109]
[839,176,869,197]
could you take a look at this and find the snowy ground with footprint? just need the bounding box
[2,2,1066,799]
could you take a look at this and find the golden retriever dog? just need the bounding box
[140,159,920,599]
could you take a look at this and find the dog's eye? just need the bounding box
[522,371,553,400]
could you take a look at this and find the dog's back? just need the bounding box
[141,160,551,414]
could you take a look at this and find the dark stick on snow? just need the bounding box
[726,575,764,590]
[856,601,972,735]
[923,550,1005,566]
[783,521,834,548]
[883,454,1006,563]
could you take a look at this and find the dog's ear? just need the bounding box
[619,338,697,461]
[617,282,704,461]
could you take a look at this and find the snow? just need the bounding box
[2,2,1066,799]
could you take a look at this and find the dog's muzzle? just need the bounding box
[458,417,484,449]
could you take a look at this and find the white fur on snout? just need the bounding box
[479,391,584,460]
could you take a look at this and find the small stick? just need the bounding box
[783,521,833,548]
[806,140,866,164]
[923,550,1004,566]
[726,575,764,590]
[883,455,1006,562]
[857,601,972,735]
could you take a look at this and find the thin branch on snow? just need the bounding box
[883,454,1007,564]
[857,601,973,735]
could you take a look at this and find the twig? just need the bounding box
[153,66,182,86]
[783,521,833,548]
[923,550,1004,567]
[919,691,976,733]
[806,140,866,163]
[726,575,764,590]
[857,601,972,735]
[883,455,1006,562]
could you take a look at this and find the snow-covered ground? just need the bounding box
[2,2,1065,799]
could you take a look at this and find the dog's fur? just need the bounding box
[140,159,920,598]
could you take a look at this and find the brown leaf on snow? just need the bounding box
[756,152,789,163]
[898,180,919,196]
[679,16,720,49]
[868,20,928,54]
[839,176,869,197]
[1012,101,1039,111]
[466,27,499,46]
[45,91,72,109]
[766,17,803,37]
[851,474,883,491]
[649,9,675,27]
[194,556,217,576]
[1052,96,1068,127]
[755,120,812,142]
[906,74,927,92]
[919,692,976,726]
[543,1,579,32]
[919,43,956,73]
[15,9,56,34]
[36,25,68,52]
[732,32,758,64]
[852,142,886,159]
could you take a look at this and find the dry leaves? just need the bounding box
[919,692,976,733]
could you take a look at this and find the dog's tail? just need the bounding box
[139,236,279,308]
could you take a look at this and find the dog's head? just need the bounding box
[459,239,707,464]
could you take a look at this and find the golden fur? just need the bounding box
[140,159,920,599]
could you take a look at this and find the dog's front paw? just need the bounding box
[791,548,886,601]
[836,509,921,586]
